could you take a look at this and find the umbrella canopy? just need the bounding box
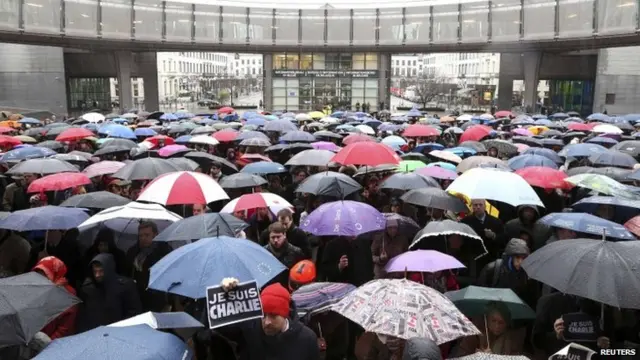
[98,124,136,139]
[514,167,572,190]
[60,191,131,210]
[0,206,89,231]
[332,278,480,343]
[108,311,203,331]
[521,147,563,164]
[279,130,316,142]
[184,151,237,174]
[240,161,287,175]
[380,173,440,191]
[445,286,535,320]
[395,160,427,173]
[300,200,386,237]
[137,171,229,206]
[263,119,297,133]
[149,236,286,297]
[482,139,518,157]
[0,272,81,347]
[111,158,182,181]
[572,196,640,221]
[459,125,493,143]
[416,166,458,181]
[456,156,506,173]
[295,171,362,198]
[153,213,248,242]
[507,154,559,170]
[285,149,336,167]
[292,282,357,318]
[403,124,440,137]
[538,212,635,240]
[343,133,376,145]
[522,239,640,309]
[6,158,78,176]
[385,250,465,273]
[33,324,192,360]
[565,173,640,200]
[447,167,544,207]
[588,150,637,169]
[188,135,220,147]
[409,219,488,259]
[82,161,125,178]
[220,193,293,214]
[168,157,200,171]
[55,127,94,142]
[331,142,400,166]
[78,202,182,235]
[27,172,91,193]
[218,173,267,189]
[559,143,608,158]
[0,147,56,162]
[401,187,468,213]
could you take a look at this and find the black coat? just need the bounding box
[460,213,504,260]
[320,236,373,286]
[236,318,319,360]
[260,226,312,259]
[125,242,171,312]
[76,254,142,332]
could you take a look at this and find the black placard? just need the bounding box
[562,312,598,342]
[206,280,263,329]
[273,70,379,78]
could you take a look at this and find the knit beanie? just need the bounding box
[260,283,290,318]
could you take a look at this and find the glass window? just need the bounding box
[134,0,163,40]
[598,0,637,34]
[301,9,325,45]
[340,54,353,70]
[353,53,366,70]
[379,8,403,45]
[313,54,325,70]
[274,9,299,45]
[273,53,287,69]
[523,0,555,39]
[300,54,313,70]
[325,53,340,70]
[492,0,520,41]
[461,1,488,42]
[247,8,270,44]
[353,9,376,45]
[65,0,98,36]
[432,4,459,43]
[165,1,191,40]
[23,0,60,33]
[286,53,300,69]
[365,53,378,70]
[222,6,247,43]
[405,6,430,44]
[327,9,351,45]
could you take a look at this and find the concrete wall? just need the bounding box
[0,43,67,115]
[593,47,640,114]
[499,53,597,80]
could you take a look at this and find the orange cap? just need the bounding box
[288,260,316,291]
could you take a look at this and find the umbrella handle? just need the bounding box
[484,314,490,349]
[317,323,323,338]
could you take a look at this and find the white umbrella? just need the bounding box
[136,171,229,205]
[81,112,106,123]
[456,114,473,122]
[78,201,182,234]
[295,113,312,121]
[592,124,623,134]
[478,113,494,120]
[355,124,375,135]
[446,167,544,207]
[320,117,339,124]
[188,135,220,146]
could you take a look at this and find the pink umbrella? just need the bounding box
[511,128,533,137]
[416,166,458,180]
[158,144,189,157]
[515,143,530,153]
[83,161,125,178]
[385,250,465,273]
[311,141,342,152]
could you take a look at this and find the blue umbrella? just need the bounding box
[0,206,89,231]
[534,119,553,126]
[521,148,563,164]
[587,113,609,122]
[245,117,266,126]
[18,117,41,125]
[585,136,619,147]
[589,151,637,169]
[264,119,297,133]
[300,200,386,236]
[134,127,157,137]
[413,143,445,153]
[335,124,357,132]
[330,111,345,119]
[149,236,286,297]
[236,130,269,141]
[111,118,129,125]
[531,114,548,120]
[264,114,279,121]
[279,130,316,143]
[559,143,609,158]
[572,196,640,223]
[160,113,178,121]
[198,118,215,125]
[624,114,640,122]
[176,112,194,119]
[240,161,287,174]
[98,124,136,139]
[0,146,56,162]
[81,123,99,132]
[405,108,422,117]
[378,123,401,132]
[109,311,204,331]
[445,147,477,157]
[223,114,239,122]
[240,111,260,119]
[381,135,407,148]
[174,135,192,144]
[538,212,636,240]
[508,154,559,170]
[34,324,192,360]
[550,112,569,119]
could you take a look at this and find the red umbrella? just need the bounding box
[146,135,176,147]
[331,142,400,166]
[515,167,573,190]
[55,128,94,142]
[624,216,640,238]
[494,110,513,118]
[218,106,235,114]
[0,135,22,147]
[212,129,239,142]
[567,122,595,132]
[403,124,440,138]
[459,125,493,143]
[27,172,91,193]
[343,133,375,145]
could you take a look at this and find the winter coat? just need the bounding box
[371,232,409,279]
[125,242,171,312]
[33,256,78,339]
[1,182,28,212]
[0,230,31,277]
[233,318,319,360]
[503,205,551,251]
[260,226,312,259]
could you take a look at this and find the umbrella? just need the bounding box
[134,127,157,137]
[572,196,640,222]
[149,236,286,298]
[332,278,480,343]
[447,168,544,207]
[108,311,203,333]
[381,135,407,148]
[512,136,542,148]
[300,200,386,237]
[522,239,640,308]
[295,171,362,198]
[34,324,192,360]
[236,130,269,142]
[403,124,440,137]
[559,143,608,158]
[98,124,136,139]
[212,129,239,142]
[168,157,200,171]
[239,137,271,147]
[81,112,105,123]
[507,154,559,170]
[94,145,132,157]
[221,193,293,214]
[82,161,125,178]
[240,161,287,175]
[380,173,440,191]
[188,135,219,147]
[263,119,297,133]
[137,171,229,206]
[331,142,400,166]
[99,138,138,149]
[565,173,640,200]
[285,149,335,167]
[400,187,467,212]
[395,160,427,173]
[292,282,357,318]
[6,158,78,175]
[459,125,493,143]
[409,220,488,259]
[571,166,632,182]
[593,124,623,134]
[514,167,572,190]
[280,131,316,143]
[52,153,89,165]
[482,140,518,156]
[511,128,533,137]
[342,133,375,145]
[27,172,91,193]
[55,127,94,142]
[445,147,477,158]
[521,147,563,164]
[586,136,618,147]
[456,156,506,173]
[60,191,131,210]
[445,286,535,320]
[218,173,267,189]
[588,150,637,169]
[184,152,237,174]
[385,250,465,273]
[0,147,56,162]
[416,166,458,181]
[538,212,635,240]
[612,140,640,157]
[78,202,182,235]
[158,144,190,158]
[429,150,462,164]
[458,141,487,153]
[111,158,182,181]
[0,272,81,347]
[0,206,89,231]
[383,213,421,235]
[153,213,248,242]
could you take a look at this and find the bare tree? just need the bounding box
[410,74,448,109]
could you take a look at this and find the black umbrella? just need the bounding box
[354,163,398,177]
[511,136,542,148]
[35,140,65,151]
[6,158,78,175]
[540,129,563,138]
[153,213,248,242]
[409,219,488,259]
[111,158,182,181]
[400,152,428,161]
[295,171,362,198]
[60,191,131,210]
[0,272,81,347]
[458,141,487,153]
[23,128,44,138]
[542,138,564,148]
[184,151,238,174]
[383,212,420,237]
[314,130,342,139]
[613,140,640,157]
[42,125,73,137]
[522,239,640,309]
[218,173,267,189]
[379,173,440,191]
[100,138,138,149]
[168,157,200,171]
[400,187,468,213]
[94,145,132,157]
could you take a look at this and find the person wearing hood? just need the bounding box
[83,228,128,276]
[478,238,537,309]
[503,205,551,251]
[76,253,142,332]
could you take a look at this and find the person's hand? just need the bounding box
[221,277,239,292]
[553,318,564,339]
[484,228,495,240]
[597,336,610,349]
[338,255,349,271]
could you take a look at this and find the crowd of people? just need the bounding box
[0,108,639,360]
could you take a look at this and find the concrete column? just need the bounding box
[522,51,542,112]
[497,74,514,111]
[263,54,273,111]
[377,53,391,111]
[138,52,159,111]
[114,51,133,113]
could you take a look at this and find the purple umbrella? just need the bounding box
[158,144,189,157]
[511,128,533,137]
[385,250,466,273]
[311,141,342,152]
[416,166,458,181]
[300,200,386,237]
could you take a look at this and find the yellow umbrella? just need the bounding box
[14,135,37,143]
[308,111,325,119]
[448,190,500,218]
[528,126,549,135]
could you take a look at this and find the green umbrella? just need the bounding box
[445,286,535,320]
[565,173,640,200]
[395,160,427,173]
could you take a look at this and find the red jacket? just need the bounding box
[33,256,78,339]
